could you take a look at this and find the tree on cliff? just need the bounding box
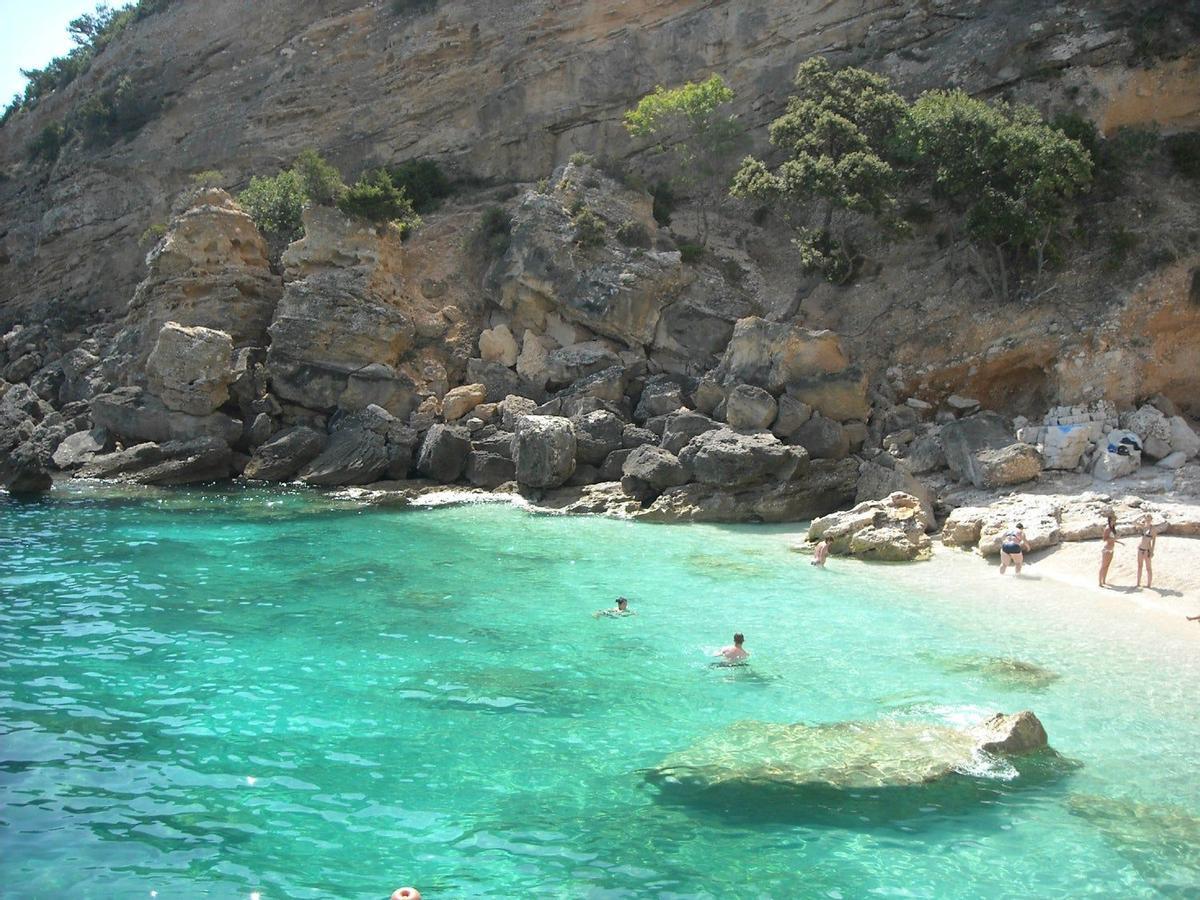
[624,74,744,246]
[911,90,1093,298]
[730,57,911,284]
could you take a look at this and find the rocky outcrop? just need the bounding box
[971,711,1049,755]
[679,428,806,489]
[807,491,933,561]
[417,423,472,483]
[620,444,688,499]
[91,387,241,445]
[77,437,233,485]
[107,189,281,375]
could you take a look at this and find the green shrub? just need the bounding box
[572,207,606,248]
[189,169,225,188]
[28,122,67,163]
[293,149,345,205]
[473,206,512,258]
[387,158,451,213]
[74,74,160,144]
[1164,132,1200,181]
[650,180,675,226]
[615,219,651,248]
[139,222,167,247]
[677,241,704,264]
[337,168,418,228]
[536,177,550,194]
[568,151,595,167]
[239,170,307,245]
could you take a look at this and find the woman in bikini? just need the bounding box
[1098,514,1123,588]
[1136,514,1158,589]
[999,523,1030,575]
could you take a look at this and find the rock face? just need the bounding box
[299,428,389,486]
[91,387,241,445]
[620,444,688,499]
[416,424,472,483]
[77,437,233,485]
[679,427,805,489]
[973,442,1043,489]
[145,322,235,415]
[807,491,933,561]
[647,711,1051,797]
[512,415,576,488]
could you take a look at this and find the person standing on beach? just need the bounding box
[999,523,1030,575]
[1136,514,1159,589]
[1099,514,1123,588]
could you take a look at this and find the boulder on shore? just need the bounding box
[299,428,389,486]
[679,427,806,488]
[807,491,933,561]
[243,426,327,481]
[145,321,235,415]
[513,415,576,488]
[416,424,472,483]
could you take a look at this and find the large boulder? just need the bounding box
[634,375,684,421]
[442,383,487,422]
[2,443,52,494]
[145,322,235,415]
[1121,404,1172,460]
[715,317,850,391]
[940,412,1014,486]
[464,451,516,488]
[973,443,1042,489]
[679,427,806,488]
[808,492,933,561]
[620,444,689,499]
[77,437,233,485]
[905,431,946,474]
[513,415,576,488]
[572,409,624,466]
[1040,423,1092,470]
[543,342,621,390]
[91,387,241,446]
[771,394,812,439]
[793,414,849,461]
[478,324,519,367]
[416,424,472,483]
[243,426,327,481]
[299,428,389,486]
[660,410,721,455]
[783,370,870,422]
[724,384,778,431]
[1169,416,1200,459]
[638,458,857,524]
[51,428,112,470]
[1093,431,1141,481]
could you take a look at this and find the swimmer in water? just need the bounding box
[594,596,636,618]
[715,632,749,665]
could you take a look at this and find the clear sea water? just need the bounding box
[2,484,1198,899]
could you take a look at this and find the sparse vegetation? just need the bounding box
[572,206,606,248]
[568,151,596,167]
[1164,132,1200,181]
[616,219,651,248]
[387,158,451,213]
[28,122,68,163]
[139,222,167,247]
[677,241,705,264]
[2,0,176,124]
[650,181,675,227]
[337,168,419,231]
[625,74,743,244]
[472,206,512,259]
[73,74,161,144]
[293,149,346,206]
[189,170,225,188]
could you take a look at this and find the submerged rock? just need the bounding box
[648,711,1050,797]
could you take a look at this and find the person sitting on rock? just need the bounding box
[715,633,749,665]
[595,596,635,618]
[999,523,1030,576]
[811,538,830,568]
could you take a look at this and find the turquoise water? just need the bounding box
[2,485,1199,898]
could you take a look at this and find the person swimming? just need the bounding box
[714,632,749,666]
[594,596,636,618]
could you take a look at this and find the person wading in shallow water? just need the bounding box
[715,633,749,665]
[1099,514,1124,588]
[1136,514,1159,589]
[999,523,1031,575]
[594,596,636,618]
[811,538,830,568]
